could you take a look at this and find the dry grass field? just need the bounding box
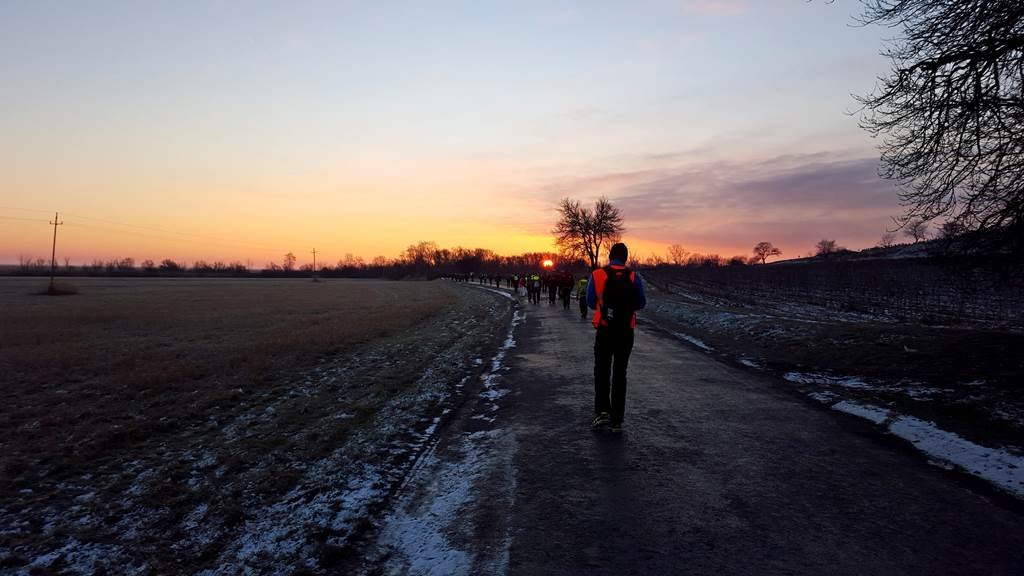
[1,278,453,478]
[0,277,510,573]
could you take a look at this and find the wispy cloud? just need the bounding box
[531,151,901,256]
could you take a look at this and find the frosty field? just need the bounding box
[0,278,512,573]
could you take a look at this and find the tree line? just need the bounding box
[6,244,565,279]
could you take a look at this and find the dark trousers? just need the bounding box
[594,327,634,425]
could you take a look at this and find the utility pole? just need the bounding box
[310,248,318,275]
[48,212,64,293]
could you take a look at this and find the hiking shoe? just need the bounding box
[592,412,611,428]
[609,422,623,434]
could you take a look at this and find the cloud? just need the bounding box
[532,151,902,256]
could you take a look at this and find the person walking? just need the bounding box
[587,242,646,433]
[530,274,542,304]
[576,276,589,319]
[559,274,572,310]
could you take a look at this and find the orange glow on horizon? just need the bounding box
[0,213,823,268]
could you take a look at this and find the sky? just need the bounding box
[0,0,900,267]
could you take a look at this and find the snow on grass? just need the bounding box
[27,539,144,576]
[671,331,713,351]
[175,503,220,552]
[902,385,946,400]
[831,401,891,425]
[480,309,524,409]
[816,397,1024,498]
[377,427,516,576]
[195,300,517,573]
[785,372,950,401]
[205,289,518,572]
[377,442,482,576]
[992,405,1024,428]
[807,391,840,404]
[199,461,386,575]
[738,357,763,369]
[783,371,875,390]
[888,416,1024,497]
[371,300,523,576]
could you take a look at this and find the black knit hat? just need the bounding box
[608,242,628,262]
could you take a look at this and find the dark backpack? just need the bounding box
[600,266,635,330]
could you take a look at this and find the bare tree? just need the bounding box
[644,253,666,267]
[854,1,1024,254]
[687,253,724,267]
[752,241,782,264]
[727,255,748,266]
[339,253,365,269]
[904,219,929,243]
[939,220,966,239]
[878,232,898,248]
[283,252,297,271]
[553,196,625,269]
[667,244,688,266]
[815,239,839,256]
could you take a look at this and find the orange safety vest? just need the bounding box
[591,265,637,330]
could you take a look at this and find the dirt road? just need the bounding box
[370,284,1024,575]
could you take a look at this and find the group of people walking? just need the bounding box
[447,243,646,434]
[447,271,588,318]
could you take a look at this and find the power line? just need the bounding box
[61,221,287,254]
[62,211,290,252]
[2,205,297,253]
[3,205,324,261]
[0,215,50,223]
[0,205,55,215]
